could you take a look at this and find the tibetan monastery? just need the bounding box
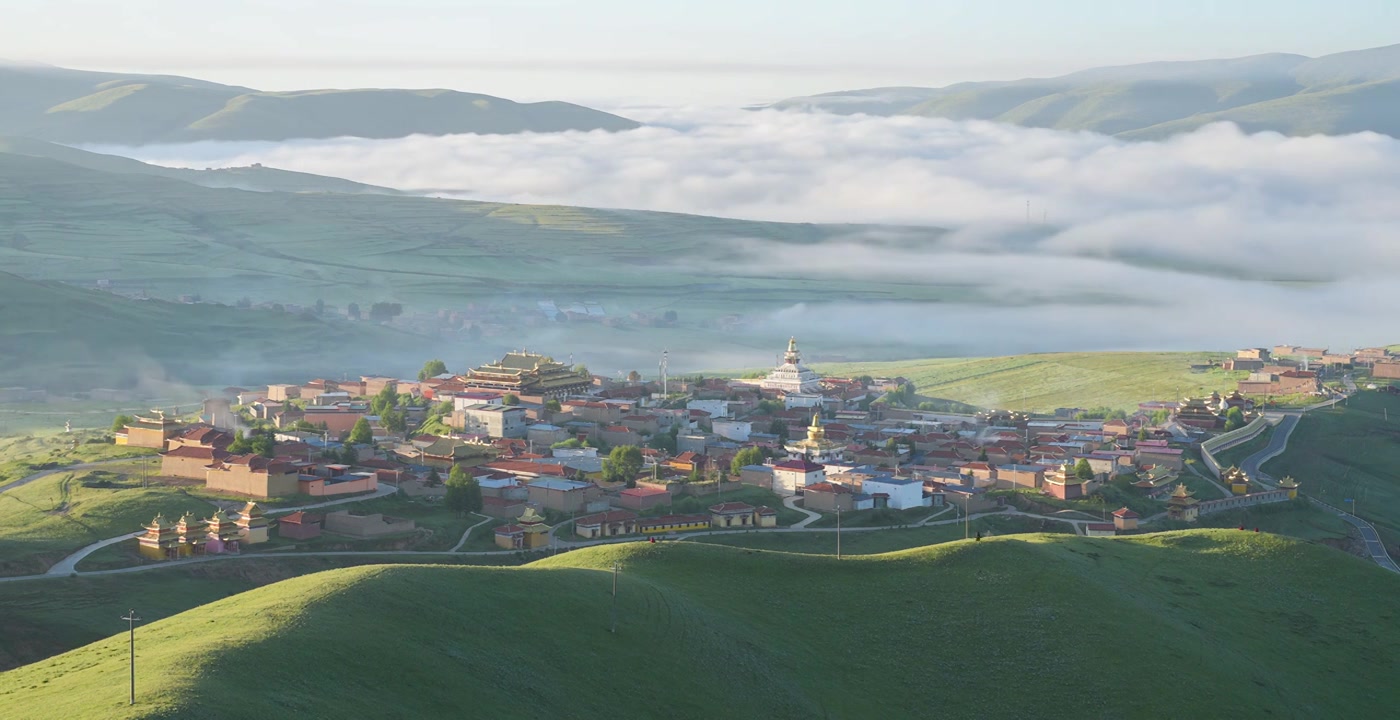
[118,410,183,449]
[463,351,591,399]
[761,337,823,395]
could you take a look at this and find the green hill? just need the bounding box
[0,136,401,194]
[816,351,1242,412]
[769,44,1400,138]
[1,532,1396,718]
[0,272,431,392]
[0,64,638,144]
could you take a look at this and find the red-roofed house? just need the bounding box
[619,485,671,511]
[160,445,230,480]
[708,502,778,529]
[277,511,323,540]
[1112,507,1140,531]
[773,458,825,497]
[574,510,639,538]
[803,482,854,512]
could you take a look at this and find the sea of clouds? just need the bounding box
[97,108,1400,355]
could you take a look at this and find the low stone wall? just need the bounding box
[1200,416,1272,478]
[1196,490,1291,517]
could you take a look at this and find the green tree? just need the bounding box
[603,445,644,488]
[425,468,442,487]
[445,464,471,514]
[1224,406,1246,431]
[648,427,678,453]
[348,417,373,445]
[731,446,765,475]
[1075,458,1095,480]
[111,414,133,433]
[418,359,448,381]
[1137,428,1149,441]
[502,393,520,406]
[382,409,407,434]
[226,429,250,454]
[371,383,399,416]
[768,419,789,443]
[544,398,562,413]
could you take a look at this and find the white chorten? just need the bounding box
[761,337,823,394]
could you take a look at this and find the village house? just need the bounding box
[637,514,711,534]
[448,403,527,439]
[1112,507,1140,532]
[1373,361,1400,380]
[1237,370,1320,396]
[1043,463,1089,500]
[277,511,323,540]
[996,464,1044,489]
[738,464,773,489]
[206,454,300,498]
[323,510,416,538]
[618,485,671,511]
[1134,441,1185,470]
[118,411,183,449]
[772,457,825,497]
[709,502,778,528]
[861,476,927,509]
[160,445,230,480]
[1084,523,1117,537]
[527,478,604,513]
[802,482,855,512]
[574,509,639,538]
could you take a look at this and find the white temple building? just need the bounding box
[761,337,823,394]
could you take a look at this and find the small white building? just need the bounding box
[686,399,732,420]
[772,458,826,497]
[861,476,928,510]
[712,419,752,442]
[784,393,823,410]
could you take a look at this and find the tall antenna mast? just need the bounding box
[660,349,669,397]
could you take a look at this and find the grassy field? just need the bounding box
[0,461,214,576]
[2,531,1398,718]
[1265,391,1400,546]
[815,352,1243,412]
[0,432,157,487]
[694,513,1069,554]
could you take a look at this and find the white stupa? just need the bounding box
[761,337,823,394]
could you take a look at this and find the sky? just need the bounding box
[5,0,1399,105]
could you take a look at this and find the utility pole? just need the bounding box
[610,563,619,634]
[121,609,141,705]
[964,499,970,540]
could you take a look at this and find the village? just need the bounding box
[116,340,1395,559]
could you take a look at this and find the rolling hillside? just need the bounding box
[0,64,639,144]
[769,44,1400,139]
[816,351,1242,412]
[0,272,432,392]
[1,532,1396,718]
[0,136,401,194]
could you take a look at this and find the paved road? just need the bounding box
[1311,499,1400,574]
[782,495,821,528]
[1241,413,1300,486]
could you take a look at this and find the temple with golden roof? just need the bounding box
[493,506,552,550]
[1277,476,1301,499]
[138,505,269,560]
[463,350,591,399]
[1222,466,1253,496]
[785,413,843,462]
[1166,483,1200,522]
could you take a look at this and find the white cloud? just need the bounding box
[94,110,1400,352]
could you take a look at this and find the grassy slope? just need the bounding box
[0,65,637,144]
[0,271,431,391]
[3,532,1398,719]
[816,351,1241,412]
[0,136,402,195]
[1265,391,1400,544]
[0,151,949,316]
[0,463,213,577]
[0,555,522,672]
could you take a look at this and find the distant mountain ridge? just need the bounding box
[0,64,640,144]
[768,44,1400,138]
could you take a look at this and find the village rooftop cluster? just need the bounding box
[117,340,1385,555]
